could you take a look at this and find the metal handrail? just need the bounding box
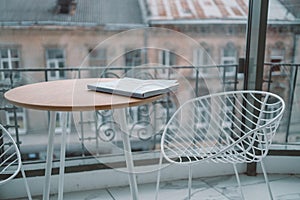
[0,62,299,165]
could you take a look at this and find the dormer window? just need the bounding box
[56,0,77,15]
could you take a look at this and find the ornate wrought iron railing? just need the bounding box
[0,62,299,167]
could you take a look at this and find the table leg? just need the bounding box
[114,108,139,200]
[43,111,56,200]
[58,112,68,200]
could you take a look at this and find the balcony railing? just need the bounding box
[0,63,299,172]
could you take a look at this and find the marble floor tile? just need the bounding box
[210,174,300,200]
[270,175,300,200]
[108,180,230,200]
[49,189,113,200]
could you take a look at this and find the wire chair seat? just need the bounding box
[156,90,285,200]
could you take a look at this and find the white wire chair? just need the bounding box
[0,124,32,200]
[155,90,285,200]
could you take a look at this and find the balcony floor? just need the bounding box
[17,173,300,200]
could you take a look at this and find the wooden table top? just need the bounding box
[4,78,163,111]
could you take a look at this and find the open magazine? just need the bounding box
[87,77,179,98]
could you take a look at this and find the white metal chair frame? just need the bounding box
[155,90,285,200]
[0,124,32,200]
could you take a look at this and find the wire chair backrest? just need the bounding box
[161,90,285,165]
[0,124,22,185]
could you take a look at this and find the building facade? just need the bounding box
[0,0,299,159]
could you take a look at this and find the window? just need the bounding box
[55,112,71,134]
[221,43,237,76]
[46,48,65,80]
[222,99,234,129]
[56,0,76,14]
[195,101,210,130]
[45,48,67,134]
[193,43,211,77]
[0,48,21,80]
[158,50,176,78]
[270,42,285,74]
[6,107,27,134]
[89,48,107,67]
[89,48,107,77]
[125,49,142,66]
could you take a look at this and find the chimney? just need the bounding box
[56,0,77,15]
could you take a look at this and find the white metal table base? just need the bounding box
[58,112,68,200]
[43,111,56,200]
[114,108,139,200]
[43,109,138,200]
[42,111,67,200]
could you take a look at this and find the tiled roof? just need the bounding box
[143,0,295,23]
[0,0,144,27]
[0,0,296,28]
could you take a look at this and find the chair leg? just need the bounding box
[188,165,192,200]
[20,166,32,200]
[260,160,274,200]
[233,163,245,200]
[155,153,163,200]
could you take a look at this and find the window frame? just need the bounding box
[158,50,176,78]
[6,107,27,134]
[193,47,211,77]
[0,47,21,81]
[54,112,71,134]
[45,48,66,80]
[89,48,107,67]
[124,49,142,67]
[221,43,237,77]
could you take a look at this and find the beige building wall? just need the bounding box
[0,24,296,140]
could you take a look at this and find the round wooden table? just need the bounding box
[4,78,162,111]
[5,78,162,200]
